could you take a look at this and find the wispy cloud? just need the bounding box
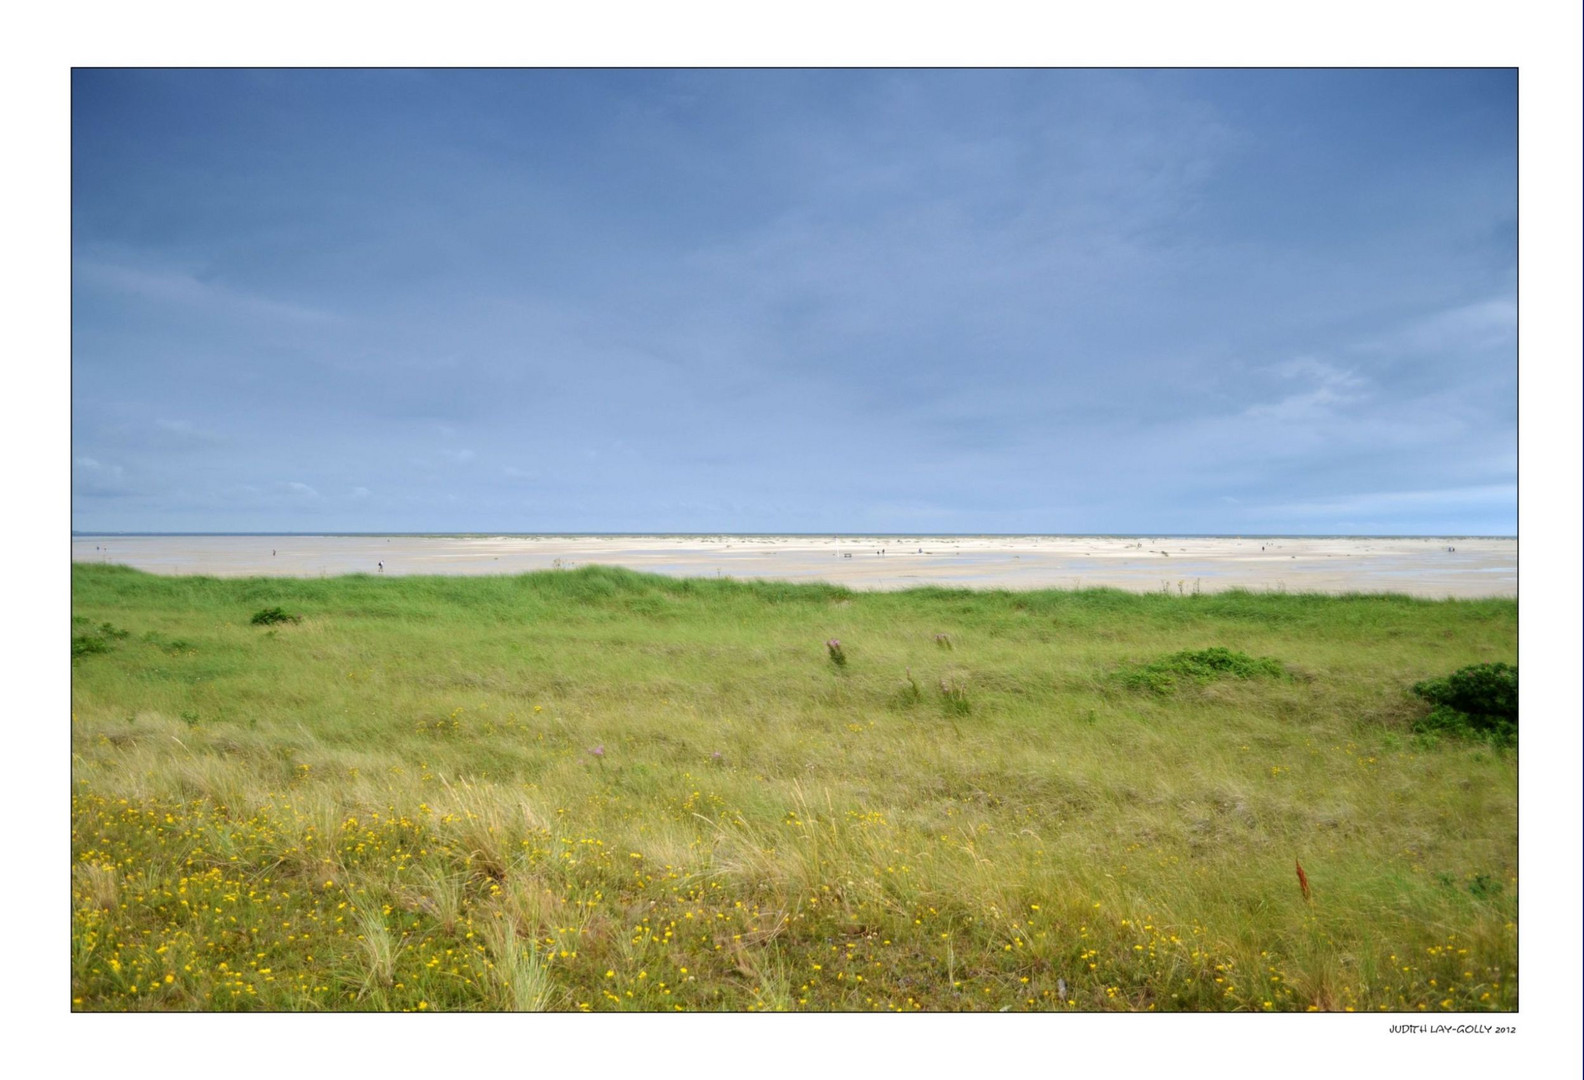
[74,258,341,325]
[73,456,133,497]
[1244,358,1371,423]
[1351,297,1516,358]
[1261,483,1514,515]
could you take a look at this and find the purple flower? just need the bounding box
[588,744,605,758]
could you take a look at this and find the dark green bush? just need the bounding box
[71,622,129,659]
[1118,646,1286,694]
[1411,662,1516,744]
[250,607,302,626]
[72,634,113,658]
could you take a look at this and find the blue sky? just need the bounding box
[71,68,1517,535]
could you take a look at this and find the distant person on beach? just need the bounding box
[378,562,384,573]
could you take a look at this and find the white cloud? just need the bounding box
[1244,357,1370,422]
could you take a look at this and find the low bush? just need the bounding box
[71,622,129,659]
[250,607,302,626]
[72,634,114,658]
[1411,662,1517,745]
[1118,646,1286,694]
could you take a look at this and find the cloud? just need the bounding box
[74,257,341,325]
[67,71,1516,535]
[1254,483,1516,521]
[73,456,133,497]
[1351,297,1516,358]
[82,418,228,453]
[1243,358,1371,423]
[144,418,226,450]
[154,418,221,441]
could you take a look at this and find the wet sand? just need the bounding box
[70,534,1517,598]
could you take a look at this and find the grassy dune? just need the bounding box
[70,563,1517,1012]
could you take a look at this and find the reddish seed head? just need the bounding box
[1296,859,1311,902]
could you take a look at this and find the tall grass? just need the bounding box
[71,563,1517,1011]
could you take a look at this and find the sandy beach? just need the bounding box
[70,534,1517,598]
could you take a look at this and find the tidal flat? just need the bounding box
[69,533,1517,598]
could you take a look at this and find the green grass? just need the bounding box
[70,562,1517,1012]
[1115,645,1289,694]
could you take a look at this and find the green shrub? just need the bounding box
[1118,646,1286,694]
[71,622,129,659]
[250,607,302,626]
[72,634,114,658]
[1411,662,1516,744]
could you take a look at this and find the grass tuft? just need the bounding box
[1116,646,1287,695]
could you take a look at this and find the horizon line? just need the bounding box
[71,530,1519,540]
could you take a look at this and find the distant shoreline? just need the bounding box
[71,533,1517,599]
[70,531,1518,541]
